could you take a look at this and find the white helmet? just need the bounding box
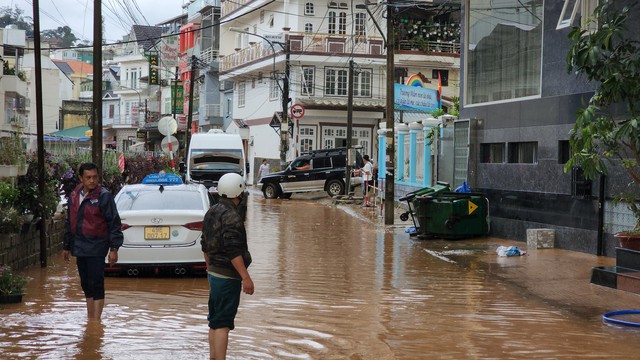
[217,173,246,198]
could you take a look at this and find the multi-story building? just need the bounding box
[0,27,28,139]
[110,25,164,152]
[458,0,636,255]
[180,0,224,136]
[51,59,93,100]
[218,0,461,184]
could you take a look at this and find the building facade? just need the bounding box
[458,0,638,255]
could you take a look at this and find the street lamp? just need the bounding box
[229,27,290,166]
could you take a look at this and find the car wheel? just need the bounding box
[263,184,280,199]
[326,180,345,197]
[280,193,292,199]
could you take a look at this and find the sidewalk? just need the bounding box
[339,196,640,319]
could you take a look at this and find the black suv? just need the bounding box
[259,148,364,199]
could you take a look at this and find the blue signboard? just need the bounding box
[142,172,183,185]
[394,84,439,112]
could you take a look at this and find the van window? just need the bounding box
[191,149,243,171]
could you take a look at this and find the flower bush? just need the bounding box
[0,265,28,296]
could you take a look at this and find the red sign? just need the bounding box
[290,103,305,119]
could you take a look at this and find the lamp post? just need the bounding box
[230,27,290,166]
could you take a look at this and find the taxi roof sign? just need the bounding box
[141,172,183,185]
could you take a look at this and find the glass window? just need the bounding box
[353,70,372,97]
[302,66,315,96]
[313,157,331,169]
[339,12,347,34]
[480,143,505,163]
[325,68,348,96]
[305,23,313,33]
[270,79,280,100]
[116,189,205,211]
[190,149,243,171]
[238,82,246,107]
[305,2,315,15]
[581,0,599,33]
[557,0,580,29]
[328,11,336,34]
[355,13,366,37]
[508,142,537,164]
[466,0,543,105]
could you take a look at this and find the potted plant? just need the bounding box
[0,134,24,178]
[0,265,28,303]
[565,1,640,248]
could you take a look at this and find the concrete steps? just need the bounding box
[591,248,640,294]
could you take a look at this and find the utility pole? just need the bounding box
[172,65,179,122]
[384,1,396,225]
[32,0,47,267]
[92,0,103,175]
[186,56,197,161]
[345,59,355,195]
[280,40,290,166]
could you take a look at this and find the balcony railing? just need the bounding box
[220,32,386,72]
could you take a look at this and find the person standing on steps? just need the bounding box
[201,172,254,359]
[63,162,123,321]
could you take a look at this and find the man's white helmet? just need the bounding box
[217,173,246,198]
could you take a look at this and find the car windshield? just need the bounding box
[191,149,243,171]
[117,188,205,211]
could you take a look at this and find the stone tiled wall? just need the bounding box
[0,218,65,271]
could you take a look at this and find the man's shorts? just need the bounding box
[208,273,242,330]
[76,256,106,300]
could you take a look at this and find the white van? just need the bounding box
[185,130,246,188]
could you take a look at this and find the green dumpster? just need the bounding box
[416,192,489,239]
[399,182,451,230]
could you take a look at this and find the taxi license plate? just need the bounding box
[144,226,170,240]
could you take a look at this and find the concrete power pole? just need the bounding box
[384,2,396,225]
[345,59,355,195]
[280,41,291,166]
[92,0,103,174]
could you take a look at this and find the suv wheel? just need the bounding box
[263,184,280,199]
[326,180,344,197]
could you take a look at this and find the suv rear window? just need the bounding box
[313,157,331,169]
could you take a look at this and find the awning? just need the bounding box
[44,126,92,142]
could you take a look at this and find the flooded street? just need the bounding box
[2,192,640,359]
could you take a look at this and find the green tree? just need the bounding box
[0,6,33,37]
[565,1,640,230]
[42,26,78,47]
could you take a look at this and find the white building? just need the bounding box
[218,0,461,184]
[21,54,73,144]
[0,27,28,139]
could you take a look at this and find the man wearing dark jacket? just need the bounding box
[63,162,123,321]
[201,173,254,360]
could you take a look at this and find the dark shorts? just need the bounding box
[208,273,242,330]
[365,180,375,194]
[76,256,106,300]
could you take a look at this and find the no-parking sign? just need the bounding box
[290,103,305,119]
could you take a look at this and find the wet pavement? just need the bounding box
[2,190,640,359]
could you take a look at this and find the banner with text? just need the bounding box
[394,84,439,112]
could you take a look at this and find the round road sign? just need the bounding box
[161,135,179,155]
[290,103,305,119]
[158,116,178,136]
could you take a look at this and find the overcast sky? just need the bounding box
[9,0,185,44]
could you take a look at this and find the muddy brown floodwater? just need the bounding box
[2,192,640,359]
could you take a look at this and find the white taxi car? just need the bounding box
[105,172,210,276]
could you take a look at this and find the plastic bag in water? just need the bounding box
[496,246,525,257]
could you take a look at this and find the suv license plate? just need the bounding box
[144,226,170,240]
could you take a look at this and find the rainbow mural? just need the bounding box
[406,74,426,88]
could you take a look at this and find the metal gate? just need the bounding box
[452,120,470,189]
